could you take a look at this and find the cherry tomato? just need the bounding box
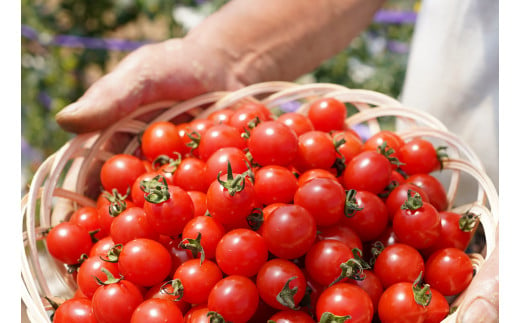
[187,190,208,218]
[254,165,298,205]
[198,124,247,161]
[181,215,226,260]
[46,222,93,265]
[255,259,307,311]
[268,310,315,323]
[294,177,346,227]
[207,107,234,125]
[316,283,374,323]
[130,298,183,323]
[184,305,211,323]
[398,138,441,175]
[405,173,448,212]
[173,258,223,305]
[424,287,450,323]
[297,168,339,186]
[144,282,190,314]
[97,191,135,238]
[76,256,120,299]
[393,194,441,250]
[385,183,430,221]
[160,236,193,277]
[276,112,314,136]
[141,121,187,162]
[69,206,102,241]
[181,118,214,158]
[293,131,337,173]
[343,150,392,194]
[118,238,172,287]
[204,147,250,188]
[89,236,115,258]
[248,121,299,167]
[172,157,208,192]
[216,228,268,277]
[131,171,160,208]
[316,221,364,251]
[100,153,146,194]
[307,97,347,132]
[261,204,316,259]
[341,190,388,242]
[304,239,356,286]
[91,277,144,323]
[208,275,259,323]
[351,270,384,311]
[332,130,363,165]
[110,206,159,245]
[53,298,97,323]
[373,243,425,288]
[424,247,474,296]
[377,281,428,323]
[229,103,269,133]
[363,130,404,168]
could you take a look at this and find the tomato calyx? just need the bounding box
[436,146,449,170]
[102,188,130,217]
[412,272,432,306]
[186,130,202,152]
[400,189,424,211]
[207,311,230,323]
[352,248,371,270]
[318,311,352,323]
[178,232,206,265]
[276,276,301,310]
[152,152,182,174]
[377,141,404,166]
[99,244,123,263]
[332,136,347,176]
[95,267,124,285]
[140,175,171,203]
[246,208,264,231]
[217,161,246,196]
[369,241,385,267]
[160,279,184,301]
[459,211,480,232]
[240,117,261,139]
[329,258,366,287]
[344,189,364,218]
[65,253,88,273]
[378,180,399,199]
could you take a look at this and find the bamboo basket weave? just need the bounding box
[21,82,498,322]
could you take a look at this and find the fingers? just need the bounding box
[55,39,233,134]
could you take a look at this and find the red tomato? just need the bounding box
[204,147,250,188]
[53,298,97,323]
[294,177,346,227]
[307,97,347,132]
[88,236,115,258]
[261,204,317,259]
[297,168,339,186]
[316,283,374,323]
[385,183,430,221]
[268,310,315,323]
[332,130,363,164]
[173,258,223,305]
[208,275,259,323]
[110,206,159,245]
[207,107,234,125]
[377,281,428,323]
[172,157,208,192]
[363,130,404,165]
[341,190,388,242]
[316,221,364,251]
[181,118,214,157]
[130,298,183,323]
[182,215,226,260]
[131,171,160,208]
[69,206,102,241]
[351,270,384,311]
[254,165,298,205]
[256,259,307,311]
[342,150,392,194]
[398,138,442,175]
[304,239,356,287]
[216,228,269,277]
[76,256,119,299]
[198,124,247,161]
[184,305,211,323]
[118,238,172,287]
[144,282,190,314]
[46,222,93,265]
[97,191,135,238]
[229,103,269,133]
[160,236,193,276]
[100,153,146,195]
[276,112,314,136]
[92,277,144,323]
[293,131,337,173]
[424,287,450,323]
[248,121,299,167]
[405,173,448,212]
[187,190,208,218]
[373,243,425,288]
[393,194,441,250]
[424,248,474,296]
[141,121,187,161]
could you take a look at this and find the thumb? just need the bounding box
[55,38,235,133]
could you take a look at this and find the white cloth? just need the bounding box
[400,0,499,201]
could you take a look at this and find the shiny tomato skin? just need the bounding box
[198,124,247,161]
[393,201,441,250]
[297,168,339,186]
[268,310,315,323]
[373,243,425,289]
[248,121,299,167]
[405,174,448,212]
[316,283,374,323]
[181,215,226,260]
[377,282,428,323]
[130,298,183,323]
[307,97,347,132]
[424,248,474,296]
[316,221,364,251]
[293,131,337,173]
[341,190,388,242]
[144,282,190,314]
[424,287,450,323]
[254,165,299,205]
[76,256,120,299]
[53,298,97,323]
[276,112,315,136]
[186,190,208,218]
[255,258,307,311]
[385,183,430,221]
[351,270,384,311]
[91,279,144,323]
[110,206,159,245]
[208,275,259,323]
[398,138,440,175]
[100,154,147,195]
[172,157,208,192]
[204,147,250,188]
[173,258,223,305]
[69,206,102,241]
[343,150,392,194]
[89,236,116,258]
[46,222,93,265]
[332,130,364,164]
[141,121,187,162]
[304,239,355,286]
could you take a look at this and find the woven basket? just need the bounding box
[21,82,498,322]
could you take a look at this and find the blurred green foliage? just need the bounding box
[21,0,416,189]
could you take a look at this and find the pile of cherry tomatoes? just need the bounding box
[46,98,478,323]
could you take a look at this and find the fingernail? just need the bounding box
[56,101,86,118]
[460,298,498,323]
